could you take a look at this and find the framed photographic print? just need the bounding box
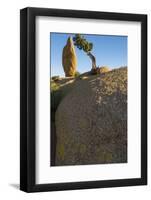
[20,7,147,192]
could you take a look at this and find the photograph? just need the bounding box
[50,32,128,166]
[20,7,147,192]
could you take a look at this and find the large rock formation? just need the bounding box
[62,37,77,77]
[55,67,127,166]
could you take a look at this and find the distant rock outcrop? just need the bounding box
[62,37,77,77]
[55,67,127,166]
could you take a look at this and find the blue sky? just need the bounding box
[50,33,127,77]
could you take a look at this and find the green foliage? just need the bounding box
[74,71,81,77]
[51,81,60,92]
[73,34,93,53]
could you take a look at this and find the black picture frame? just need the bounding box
[20,7,147,192]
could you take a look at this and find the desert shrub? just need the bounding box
[51,81,60,92]
[51,75,60,81]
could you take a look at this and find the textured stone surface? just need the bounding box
[98,66,110,74]
[55,67,127,166]
[91,66,110,75]
[62,37,77,77]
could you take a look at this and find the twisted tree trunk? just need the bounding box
[87,52,96,70]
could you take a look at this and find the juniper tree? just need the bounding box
[73,34,97,70]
